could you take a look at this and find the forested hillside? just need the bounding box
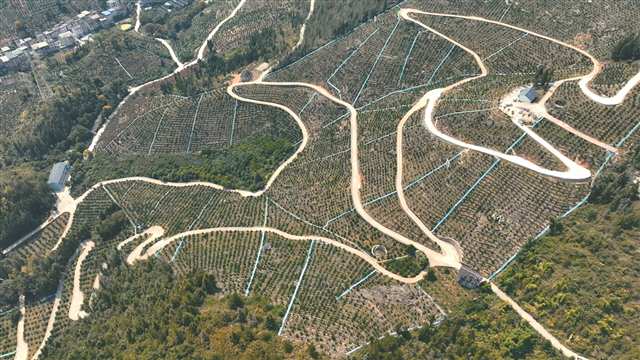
[0,165,53,250]
[42,261,326,359]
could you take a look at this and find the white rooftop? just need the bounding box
[31,41,49,50]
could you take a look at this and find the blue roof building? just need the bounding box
[47,161,71,192]
[518,86,537,103]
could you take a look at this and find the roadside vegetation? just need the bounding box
[160,27,284,96]
[611,33,640,62]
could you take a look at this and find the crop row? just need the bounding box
[24,296,55,359]
[549,82,640,146]
[99,87,300,155]
[168,231,260,294]
[0,309,17,356]
[5,212,69,264]
[435,161,589,276]
[282,241,442,354]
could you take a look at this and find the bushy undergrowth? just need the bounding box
[0,165,54,251]
[72,136,295,195]
[358,284,560,359]
[42,260,324,359]
[496,149,640,359]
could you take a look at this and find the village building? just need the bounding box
[240,69,253,82]
[457,265,484,289]
[31,41,53,56]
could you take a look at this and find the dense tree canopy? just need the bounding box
[71,136,295,195]
[611,33,640,61]
[0,165,54,251]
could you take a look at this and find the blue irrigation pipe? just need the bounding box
[299,93,317,114]
[352,17,401,106]
[245,198,269,296]
[488,150,617,281]
[431,158,501,232]
[424,44,455,85]
[0,307,16,317]
[327,28,380,84]
[278,240,316,336]
[616,119,640,147]
[170,240,185,263]
[404,151,464,190]
[229,99,238,145]
[335,270,377,300]
[397,31,420,87]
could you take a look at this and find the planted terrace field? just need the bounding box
[548,83,640,147]
[281,241,442,354]
[96,87,301,155]
[24,296,55,359]
[434,161,589,276]
[0,308,17,357]
[8,0,640,358]
[163,231,261,294]
[2,213,69,264]
[405,0,638,58]
[590,62,640,97]
[42,29,174,90]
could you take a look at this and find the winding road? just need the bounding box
[156,38,184,70]
[399,9,593,182]
[68,241,95,321]
[134,1,142,33]
[12,3,640,359]
[14,297,27,360]
[292,0,315,51]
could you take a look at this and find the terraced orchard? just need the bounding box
[1,0,639,359]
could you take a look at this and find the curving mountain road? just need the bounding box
[399,9,593,182]
[18,4,640,359]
